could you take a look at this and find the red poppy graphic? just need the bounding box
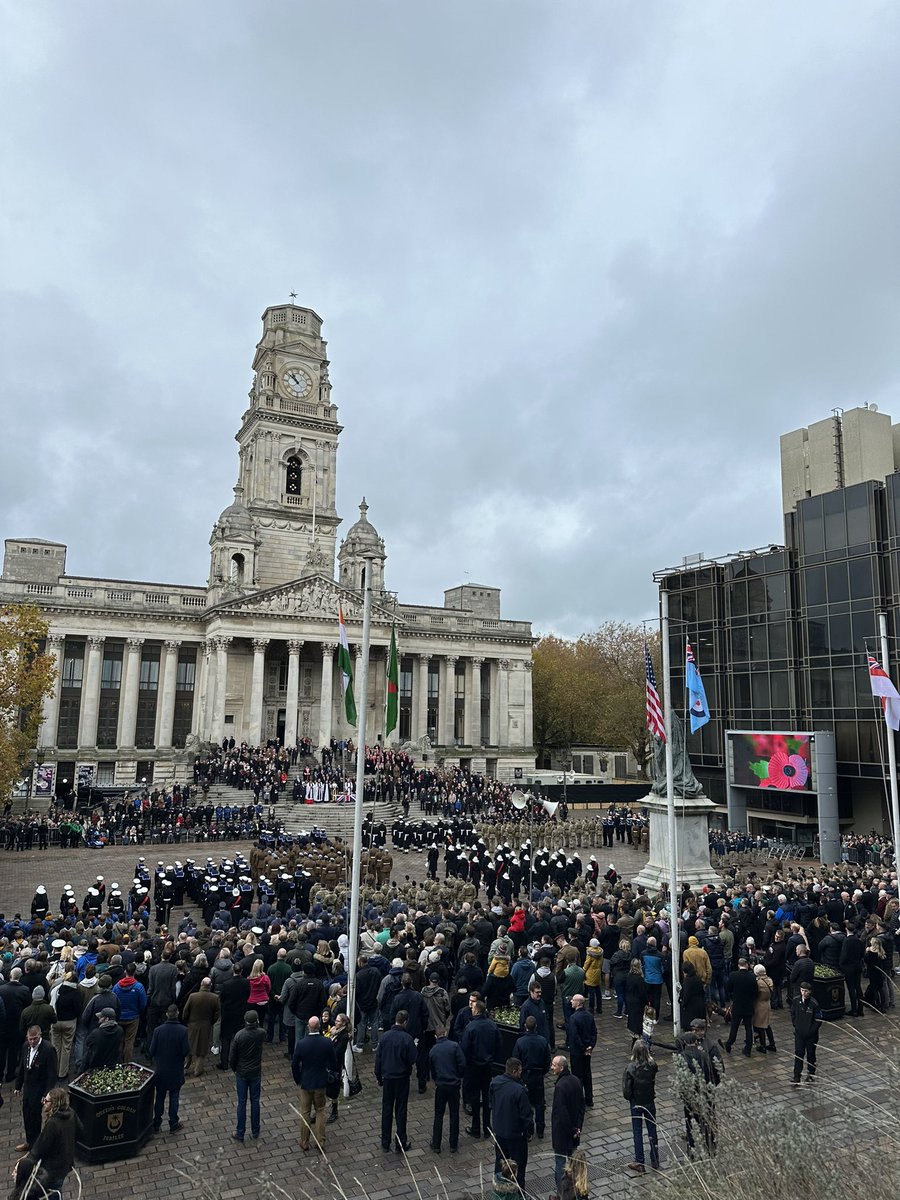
[762,750,809,790]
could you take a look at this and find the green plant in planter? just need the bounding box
[813,964,842,980]
[491,1007,521,1028]
[77,1065,153,1095]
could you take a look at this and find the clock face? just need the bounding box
[283,368,313,398]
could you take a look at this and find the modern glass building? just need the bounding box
[655,407,900,839]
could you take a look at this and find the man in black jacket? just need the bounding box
[291,1016,338,1154]
[14,1026,58,1151]
[513,1016,551,1138]
[461,1001,497,1139]
[429,1027,466,1152]
[790,981,822,1084]
[229,1009,265,1141]
[83,1009,124,1070]
[839,925,866,1017]
[489,1057,534,1190]
[218,970,251,1070]
[353,956,382,1051]
[550,1054,584,1196]
[568,995,596,1105]
[724,959,758,1056]
[375,1010,417,1152]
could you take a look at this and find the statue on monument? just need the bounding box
[649,711,705,798]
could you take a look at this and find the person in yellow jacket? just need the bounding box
[682,936,712,988]
[584,940,604,1014]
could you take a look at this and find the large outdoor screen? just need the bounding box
[728,731,814,791]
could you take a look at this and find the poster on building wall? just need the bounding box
[76,764,95,797]
[728,731,814,791]
[11,774,29,800]
[34,765,54,796]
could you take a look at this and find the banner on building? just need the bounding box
[34,764,54,796]
[76,764,95,797]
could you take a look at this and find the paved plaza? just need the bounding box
[0,838,897,1200]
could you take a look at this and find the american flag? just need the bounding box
[645,643,666,741]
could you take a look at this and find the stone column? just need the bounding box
[522,659,533,748]
[284,639,303,748]
[414,654,430,741]
[247,638,270,746]
[38,634,65,749]
[191,642,209,739]
[441,655,458,746]
[211,636,232,745]
[319,642,336,747]
[497,659,510,748]
[466,658,483,747]
[77,636,105,749]
[156,640,182,749]
[117,638,144,748]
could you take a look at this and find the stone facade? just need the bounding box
[2,303,535,796]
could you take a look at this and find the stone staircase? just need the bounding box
[201,760,402,838]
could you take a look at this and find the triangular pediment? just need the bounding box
[215,574,395,624]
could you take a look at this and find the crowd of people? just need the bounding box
[0,797,898,1198]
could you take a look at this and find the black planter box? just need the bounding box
[494,1022,520,1071]
[69,1064,156,1163]
[813,971,846,1021]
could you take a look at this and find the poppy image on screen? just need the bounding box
[730,732,812,791]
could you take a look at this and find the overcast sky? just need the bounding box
[2,2,899,640]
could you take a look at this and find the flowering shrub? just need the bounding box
[813,964,842,980]
[491,1007,521,1027]
[75,1065,153,1095]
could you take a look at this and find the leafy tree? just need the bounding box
[533,623,660,776]
[0,604,56,803]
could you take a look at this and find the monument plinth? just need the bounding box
[632,715,721,891]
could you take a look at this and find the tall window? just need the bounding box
[57,642,84,750]
[172,650,197,748]
[135,646,160,749]
[286,456,302,496]
[97,645,123,749]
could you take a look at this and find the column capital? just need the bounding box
[287,639,305,654]
[522,660,533,672]
[164,639,182,652]
[498,658,510,670]
[445,654,458,665]
[252,638,271,652]
[47,634,65,651]
[470,657,484,668]
[417,653,431,664]
[87,635,105,649]
[321,642,337,654]
[214,635,233,651]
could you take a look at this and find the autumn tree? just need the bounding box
[0,604,56,803]
[533,623,660,776]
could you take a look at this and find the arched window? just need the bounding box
[360,565,366,589]
[286,456,302,496]
[230,554,245,584]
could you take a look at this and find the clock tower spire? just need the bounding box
[209,302,342,593]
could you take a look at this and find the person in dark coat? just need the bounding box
[622,1040,659,1173]
[374,1010,417,1152]
[217,970,251,1070]
[567,995,596,1106]
[429,1028,466,1152]
[839,927,866,1017]
[149,1004,190,1132]
[0,971,31,1083]
[291,1015,338,1153]
[11,1086,81,1198]
[513,1017,551,1138]
[229,1009,266,1141]
[461,1001,498,1139]
[724,959,758,1056]
[680,962,707,1027]
[13,1027,58,1151]
[489,1058,534,1191]
[790,981,822,1084]
[83,1009,123,1070]
[624,960,648,1040]
[550,1054,584,1196]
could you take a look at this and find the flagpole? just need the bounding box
[877,612,900,853]
[660,590,682,1037]
[344,557,373,1096]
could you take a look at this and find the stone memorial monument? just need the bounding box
[633,713,722,891]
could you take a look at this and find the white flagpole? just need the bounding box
[878,612,900,852]
[344,557,373,1096]
[661,590,682,1036]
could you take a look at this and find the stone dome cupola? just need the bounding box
[338,497,386,592]
[209,484,258,591]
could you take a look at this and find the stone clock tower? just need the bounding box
[208,303,342,596]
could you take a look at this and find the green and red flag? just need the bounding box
[337,606,357,726]
[385,624,399,737]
